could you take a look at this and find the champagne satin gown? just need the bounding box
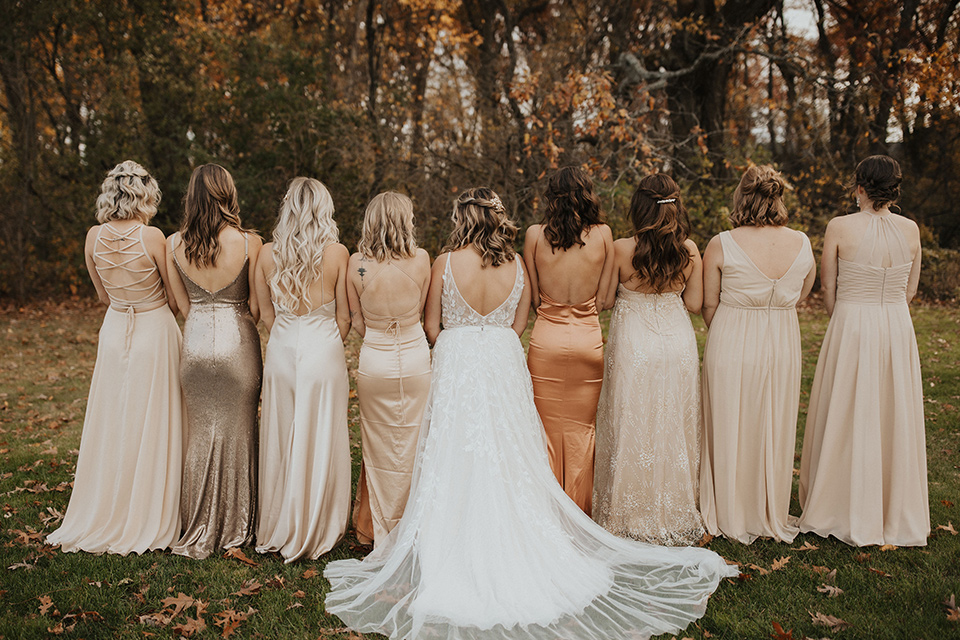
[352,263,431,546]
[257,292,351,562]
[527,291,603,515]
[593,286,705,546]
[48,224,182,555]
[699,231,814,544]
[798,213,928,546]
[171,238,262,559]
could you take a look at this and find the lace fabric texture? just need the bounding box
[324,256,737,639]
[593,287,705,546]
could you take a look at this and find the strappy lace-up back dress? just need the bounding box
[47,224,183,555]
[325,254,737,640]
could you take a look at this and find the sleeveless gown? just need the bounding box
[256,288,350,562]
[352,262,432,546]
[527,290,603,516]
[171,239,262,559]
[798,214,928,546]
[48,224,182,555]
[324,255,737,640]
[699,231,815,544]
[593,286,705,546]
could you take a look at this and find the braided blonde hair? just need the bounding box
[443,187,517,267]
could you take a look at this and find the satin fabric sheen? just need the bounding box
[527,291,603,515]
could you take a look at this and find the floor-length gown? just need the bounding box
[171,238,262,559]
[256,295,350,562]
[527,291,603,515]
[324,255,737,640]
[352,263,432,546]
[593,286,705,546]
[48,224,182,555]
[699,231,815,544]
[798,214,928,546]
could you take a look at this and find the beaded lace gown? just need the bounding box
[324,255,737,640]
[48,224,182,555]
[798,213,928,546]
[593,286,705,546]
[171,238,262,559]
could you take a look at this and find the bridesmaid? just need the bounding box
[254,177,351,562]
[593,174,705,546]
[167,164,263,559]
[348,192,432,546]
[47,161,182,555]
[699,165,815,544]
[523,166,614,515]
[798,155,928,547]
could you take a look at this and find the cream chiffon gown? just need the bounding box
[798,213,928,546]
[48,224,182,555]
[593,286,705,546]
[699,230,814,544]
[257,289,351,562]
[325,256,737,640]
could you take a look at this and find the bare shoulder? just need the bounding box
[415,247,431,267]
[893,213,920,236]
[258,242,275,268]
[613,237,634,256]
[326,242,350,262]
[525,223,543,238]
[245,231,264,249]
[167,231,182,249]
[431,251,450,274]
[683,237,701,257]
[86,225,102,242]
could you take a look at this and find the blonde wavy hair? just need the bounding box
[443,187,517,267]
[95,160,161,224]
[358,191,418,261]
[729,165,789,228]
[181,164,254,267]
[269,177,339,311]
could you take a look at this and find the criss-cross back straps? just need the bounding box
[94,224,166,309]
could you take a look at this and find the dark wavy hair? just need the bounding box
[851,155,902,210]
[628,174,692,293]
[181,164,255,268]
[443,187,517,267]
[541,166,603,250]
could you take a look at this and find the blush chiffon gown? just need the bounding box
[324,255,737,640]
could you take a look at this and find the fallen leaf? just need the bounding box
[286,601,304,610]
[771,556,791,571]
[161,592,194,618]
[264,575,286,590]
[809,611,851,631]
[697,532,714,547]
[770,620,794,639]
[293,589,305,598]
[944,594,960,622]
[746,563,770,576]
[937,522,958,535]
[223,547,258,567]
[139,612,173,627]
[302,568,319,580]
[195,599,209,616]
[943,500,955,508]
[817,584,844,597]
[868,567,893,578]
[47,621,64,635]
[38,595,54,616]
[232,579,262,597]
[878,544,897,551]
[173,616,207,637]
[854,552,870,562]
[793,541,818,551]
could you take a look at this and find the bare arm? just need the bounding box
[424,253,446,346]
[681,239,704,315]
[596,225,617,310]
[246,234,263,324]
[166,233,191,319]
[512,259,533,338]
[820,221,840,316]
[332,244,351,341]
[701,235,723,327]
[346,253,366,338]
[254,246,275,333]
[522,225,541,310]
[84,227,110,306]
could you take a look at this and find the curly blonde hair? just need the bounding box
[358,192,418,261]
[443,187,517,267]
[729,165,789,228]
[95,160,161,224]
[269,177,339,311]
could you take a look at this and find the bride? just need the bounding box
[324,187,737,639]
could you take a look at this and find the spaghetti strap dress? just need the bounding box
[47,224,183,555]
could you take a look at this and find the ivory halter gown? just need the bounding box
[256,278,351,562]
[798,213,928,546]
[325,255,737,640]
[171,237,262,559]
[352,262,431,546]
[594,286,705,546]
[527,288,603,515]
[699,230,815,544]
[48,224,183,555]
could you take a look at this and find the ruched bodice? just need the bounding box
[835,215,913,306]
[536,291,598,321]
[441,254,524,329]
[717,231,813,310]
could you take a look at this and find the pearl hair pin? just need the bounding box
[656,198,676,204]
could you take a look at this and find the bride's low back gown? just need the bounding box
[324,255,737,640]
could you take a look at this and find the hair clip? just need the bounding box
[656,198,676,204]
[490,195,505,213]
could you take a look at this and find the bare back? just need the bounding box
[728,226,809,279]
[524,224,613,305]
[85,221,168,310]
[260,243,344,314]
[448,249,519,316]
[350,249,430,327]
[174,227,252,292]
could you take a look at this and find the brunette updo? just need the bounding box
[729,165,788,228]
[852,155,902,210]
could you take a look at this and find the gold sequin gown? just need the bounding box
[171,246,262,559]
[593,286,705,546]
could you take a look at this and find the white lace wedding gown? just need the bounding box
[324,255,737,640]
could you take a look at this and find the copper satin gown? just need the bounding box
[527,290,604,515]
[352,263,432,546]
[171,240,262,559]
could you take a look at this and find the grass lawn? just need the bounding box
[0,299,958,639]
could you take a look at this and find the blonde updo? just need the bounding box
[95,160,161,224]
[729,165,789,228]
[443,187,517,267]
[358,191,418,262]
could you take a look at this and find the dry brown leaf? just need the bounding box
[824,569,837,584]
[817,584,844,597]
[214,606,257,639]
[223,547,259,567]
[38,595,54,616]
[195,599,209,616]
[232,579,262,597]
[944,594,960,622]
[746,563,770,576]
[771,556,791,571]
[139,612,173,627]
[265,575,287,590]
[47,622,64,635]
[943,500,955,508]
[173,616,207,637]
[854,552,870,562]
[770,620,794,639]
[697,532,715,547]
[810,565,830,575]
[302,568,319,580]
[793,541,819,551]
[937,522,958,535]
[878,544,897,551]
[293,589,306,598]
[318,627,352,637]
[161,592,195,618]
[868,567,893,578]
[286,601,304,610]
[809,611,851,631]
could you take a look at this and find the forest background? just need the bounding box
[1,0,959,301]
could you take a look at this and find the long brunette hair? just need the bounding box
[628,174,691,292]
[180,164,254,267]
[541,166,603,250]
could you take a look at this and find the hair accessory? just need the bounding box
[490,195,505,213]
[656,198,676,204]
